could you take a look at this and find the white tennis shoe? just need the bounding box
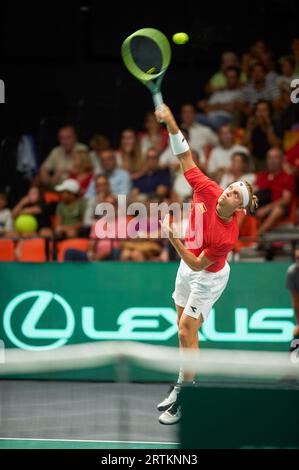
[158,401,182,425]
[157,385,179,411]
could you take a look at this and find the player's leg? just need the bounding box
[177,313,203,383]
[159,263,230,425]
[182,263,230,376]
[159,312,203,425]
[157,261,190,413]
[176,304,185,382]
[157,304,185,412]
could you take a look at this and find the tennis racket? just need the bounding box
[121,28,171,110]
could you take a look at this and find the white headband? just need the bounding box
[235,181,249,208]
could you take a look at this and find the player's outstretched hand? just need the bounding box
[155,104,176,127]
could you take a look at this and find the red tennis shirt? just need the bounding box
[184,166,239,272]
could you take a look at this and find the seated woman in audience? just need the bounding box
[69,149,94,197]
[12,185,52,236]
[115,129,144,179]
[139,111,169,156]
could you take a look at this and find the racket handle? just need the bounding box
[153,92,164,110]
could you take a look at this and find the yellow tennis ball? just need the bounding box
[172,32,189,45]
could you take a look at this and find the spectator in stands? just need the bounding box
[255,147,295,236]
[0,192,13,236]
[240,62,281,113]
[207,124,249,183]
[260,51,279,86]
[132,147,171,200]
[243,100,282,171]
[69,150,94,197]
[119,239,164,262]
[119,195,169,262]
[89,134,111,174]
[84,175,112,228]
[180,103,218,157]
[64,194,123,262]
[241,40,268,76]
[206,51,247,93]
[277,56,299,130]
[115,129,144,178]
[139,111,168,156]
[197,66,244,130]
[39,125,87,188]
[85,149,132,198]
[12,185,52,236]
[278,56,297,93]
[219,151,255,189]
[286,249,299,351]
[55,179,86,238]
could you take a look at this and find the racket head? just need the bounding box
[121,28,171,83]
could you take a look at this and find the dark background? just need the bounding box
[0,0,298,160]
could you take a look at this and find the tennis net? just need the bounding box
[0,342,298,448]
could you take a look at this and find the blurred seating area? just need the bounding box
[1,38,299,263]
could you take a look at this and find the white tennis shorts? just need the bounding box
[172,259,230,321]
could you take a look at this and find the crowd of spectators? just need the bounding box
[1,38,299,262]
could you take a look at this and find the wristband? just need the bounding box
[169,131,190,155]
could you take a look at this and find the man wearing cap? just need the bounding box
[55,179,86,238]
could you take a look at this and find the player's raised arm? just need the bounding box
[155,105,196,173]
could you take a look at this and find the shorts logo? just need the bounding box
[191,306,197,313]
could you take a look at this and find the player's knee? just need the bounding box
[178,323,195,344]
[178,326,189,344]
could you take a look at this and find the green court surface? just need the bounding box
[0,439,180,449]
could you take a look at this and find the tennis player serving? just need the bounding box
[156,104,258,425]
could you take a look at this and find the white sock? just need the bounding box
[174,368,184,391]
